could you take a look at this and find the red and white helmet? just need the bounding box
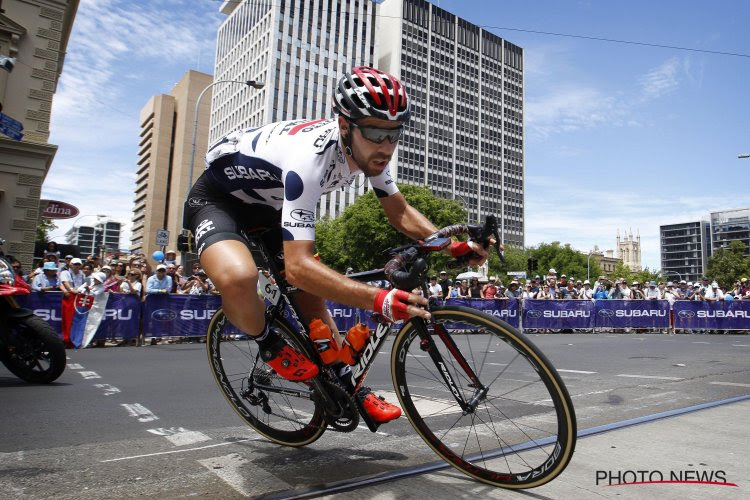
[332,66,411,122]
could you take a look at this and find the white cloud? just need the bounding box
[526,86,626,138]
[523,175,735,270]
[44,0,223,249]
[638,56,688,100]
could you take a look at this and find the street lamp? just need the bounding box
[587,251,594,283]
[662,270,682,282]
[185,79,265,206]
[454,194,471,226]
[739,153,750,159]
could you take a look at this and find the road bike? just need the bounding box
[206,217,576,489]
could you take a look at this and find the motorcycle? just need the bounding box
[0,238,66,383]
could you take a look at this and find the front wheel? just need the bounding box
[1,314,66,383]
[391,306,576,488]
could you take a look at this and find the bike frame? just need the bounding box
[249,233,484,421]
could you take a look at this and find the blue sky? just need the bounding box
[43,0,750,270]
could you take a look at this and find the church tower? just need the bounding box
[616,229,642,272]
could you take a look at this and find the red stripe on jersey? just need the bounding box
[288,119,326,135]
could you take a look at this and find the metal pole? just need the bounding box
[587,252,593,282]
[183,79,264,220]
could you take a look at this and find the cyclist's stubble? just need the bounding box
[343,129,396,178]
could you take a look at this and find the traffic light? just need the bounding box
[527,257,538,274]
[177,232,193,253]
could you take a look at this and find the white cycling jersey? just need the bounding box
[203,118,399,242]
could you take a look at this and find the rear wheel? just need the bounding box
[391,306,576,488]
[206,309,326,447]
[1,314,66,383]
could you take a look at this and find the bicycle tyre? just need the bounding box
[391,306,576,488]
[1,314,66,383]
[206,308,326,447]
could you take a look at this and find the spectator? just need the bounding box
[438,271,452,298]
[59,258,85,297]
[45,241,61,260]
[182,270,212,295]
[558,274,568,289]
[166,264,179,293]
[664,282,677,306]
[609,281,624,300]
[140,261,152,279]
[687,283,702,301]
[87,255,101,271]
[447,280,460,298]
[580,280,594,300]
[174,264,187,290]
[31,261,59,292]
[505,280,521,299]
[547,277,560,299]
[121,269,143,298]
[521,282,536,300]
[673,280,687,300]
[592,275,608,295]
[645,281,662,300]
[546,268,557,283]
[631,281,645,299]
[101,265,119,292]
[78,271,106,294]
[60,254,74,272]
[538,284,552,300]
[81,262,94,285]
[593,283,609,300]
[619,279,632,300]
[468,277,482,298]
[559,280,578,300]
[146,264,172,294]
[164,249,177,267]
[427,275,443,298]
[703,282,724,302]
[482,276,498,298]
[456,280,470,298]
[530,277,541,296]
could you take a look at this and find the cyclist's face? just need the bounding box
[340,116,400,177]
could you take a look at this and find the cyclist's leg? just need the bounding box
[200,240,264,335]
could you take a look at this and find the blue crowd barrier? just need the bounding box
[13,293,750,341]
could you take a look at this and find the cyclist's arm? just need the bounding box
[283,240,429,319]
[380,192,491,263]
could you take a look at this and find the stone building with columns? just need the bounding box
[0,0,78,269]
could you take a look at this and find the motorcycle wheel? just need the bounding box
[1,315,66,383]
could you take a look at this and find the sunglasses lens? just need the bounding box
[360,125,403,144]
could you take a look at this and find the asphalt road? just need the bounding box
[1,333,749,498]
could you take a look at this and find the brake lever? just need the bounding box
[456,216,505,264]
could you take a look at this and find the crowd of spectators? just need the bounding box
[14,246,220,300]
[421,268,750,303]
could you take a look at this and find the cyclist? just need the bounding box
[184,66,492,424]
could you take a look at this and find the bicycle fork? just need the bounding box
[413,318,488,415]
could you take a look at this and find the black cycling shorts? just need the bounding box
[184,172,285,270]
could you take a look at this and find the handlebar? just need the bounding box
[383,216,506,291]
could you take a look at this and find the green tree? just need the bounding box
[706,240,750,289]
[315,185,466,273]
[527,242,602,282]
[35,217,57,244]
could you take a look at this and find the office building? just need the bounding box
[210,0,524,245]
[0,0,79,270]
[709,208,750,256]
[660,221,711,283]
[378,0,524,246]
[65,218,121,257]
[130,70,213,254]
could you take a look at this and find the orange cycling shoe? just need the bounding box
[359,387,402,424]
[259,334,319,382]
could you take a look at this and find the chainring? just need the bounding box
[315,379,359,432]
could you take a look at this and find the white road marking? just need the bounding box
[101,438,258,462]
[732,344,750,347]
[557,369,597,374]
[617,374,684,381]
[78,371,101,379]
[147,427,212,446]
[93,384,120,396]
[356,425,390,436]
[632,391,678,401]
[121,403,159,423]
[692,341,710,344]
[710,381,750,388]
[67,363,84,369]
